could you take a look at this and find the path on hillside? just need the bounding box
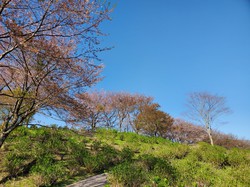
[67,173,108,187]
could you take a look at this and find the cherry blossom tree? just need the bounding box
[0,0,112,147]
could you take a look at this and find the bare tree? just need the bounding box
[185,92,231,145]
[166,119,207,144]
[70,91,154,132]
[0,0,112,147]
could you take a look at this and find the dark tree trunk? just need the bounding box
[0,133,8,148]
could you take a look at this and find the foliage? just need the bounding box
[134,103,174,137]
[0,126,250,187]
[0,0,112,148]
[168,119,250,149]
[191,142,229,168]
[138,154,177,182]
[109,155,177,187]
[3,152,26,177]
[72,91,154,131]
[109,162,147,187]
[31,155,66,186]
[119,147,134,162]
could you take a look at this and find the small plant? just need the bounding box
[83,155,101,173]
[119,134,125,141]
[150,176,170,187]
[91,140,102,151]
[119,147,134,162]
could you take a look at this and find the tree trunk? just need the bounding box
[207,128,214,146]
[154,131,157,137]
[119,122,122,132]
[0,133,8,148]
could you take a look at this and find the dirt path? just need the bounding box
[67,173,108,187]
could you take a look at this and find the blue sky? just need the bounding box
[92,0,250,139]
[36,0,250,139]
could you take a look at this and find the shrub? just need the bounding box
[99,145,120,165]
[109,162,147,187]
[96,128,118,140]
[139,154,177,184]
[66,160,82,176]
[227,148,249,167]
[70,143,90,166]
[163,144,190,160]
[149,176,170,187]
[93,140,102,150]
[119,147,134,162]
[228,164,250,186]
[31,154,66,186]
[83,155,101,173]
[119,134,125,141]
[173,158,218,186]
[192,142,229,168]
[83,144,120,173]
[3,152,26,177]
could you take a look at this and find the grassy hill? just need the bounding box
[0,126,249,186]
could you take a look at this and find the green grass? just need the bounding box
[0,127,250,186]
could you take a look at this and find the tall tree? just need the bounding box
[185,92,231,146]
[71,91,153,131]
[112,92,153,132]
[134,103,174,137]
[0,0,111,147]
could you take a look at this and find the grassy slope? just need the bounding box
[97,129,250,186]
[0,127,250,186]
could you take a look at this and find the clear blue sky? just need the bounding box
[93,0,250,139]
[36,0,250,139]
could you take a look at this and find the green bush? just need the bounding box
[109,155,177,187]
[2,127,250,187]
[96,128,118,140]
[83,155,101,173]
[83,144,120,173]
[119,147,134,162]
[163,144,190,160]
[119,134,125,141]
[139,154,177,184]
[70,142,90,166]
[3,152,26,177]
[173,158,218,186]
[139,154,160,171]
[227,148,249,167]
[66,160,82,176]
[31,154,66,186]
[228,164,250,186]
[91,140,102,151]
[149,176,170,187]
[99,145,120,165]
[192,142,229,168]
[109,162,147,187]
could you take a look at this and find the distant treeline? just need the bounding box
[66,91,250,149]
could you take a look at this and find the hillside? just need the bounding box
[0,126,250,187]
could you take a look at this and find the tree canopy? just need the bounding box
[185,92,231,145]
[0,0,112,147]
